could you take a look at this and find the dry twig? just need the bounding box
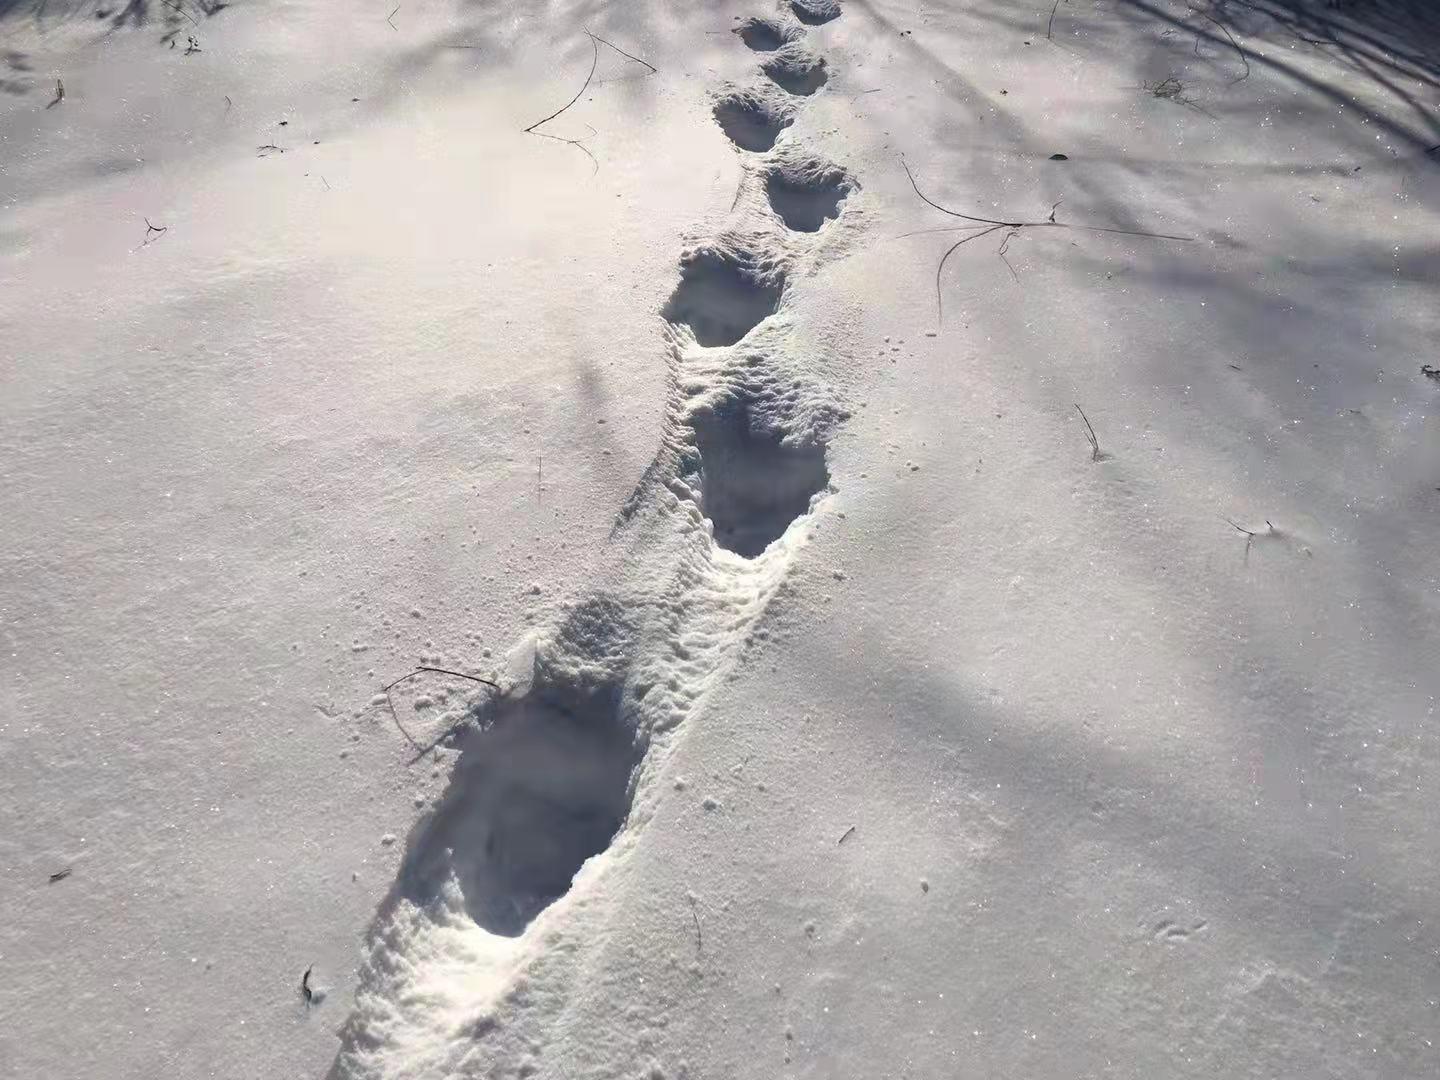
[521,31,656,175]
[1188,4,1250,84]
[523,32,602,173]
[160,0,199,27]
[1074,404,1102,461]
[586,29,657,74]
[141,217,168,246]
[382,666,501,754]
[900,157,1192,324]
[1223,516,1274,564]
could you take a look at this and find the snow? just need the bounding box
[2,1,1438,1078]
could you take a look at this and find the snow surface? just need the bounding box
[2,1,1438,1078]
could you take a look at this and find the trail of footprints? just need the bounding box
[678,8,855,555]
[335,6,859,1072]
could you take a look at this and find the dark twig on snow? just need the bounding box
[838,825,856,845]
[900,156,1193,324]
[301,965,314,1006]
[142,217,168,246]
[160,0,199,27]
[382,666,501,753]
[256,143,286,156]
[1188,5,1250,84]
[997,228,1022,282]
[1074,404,1102,461]
[519,31,653,174]
[586,29,657,74]
[48,867,72,883]
[1144,76,1212,116]
[1046,0,1062,40]
[1223,516,1275,564]
[386,4,399,30]
[524,35,598,132]
[523,32,602,174]
[46,78,64,108]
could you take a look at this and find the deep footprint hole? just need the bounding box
[761,46,829,96]
[713,89,794,152]
[396,686,639,937]
[735,16,800,51]
[689,397,829,558]
[662,250,784,347]
[765,165,851,232]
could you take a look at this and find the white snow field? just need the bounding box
[2,0,1438,1077]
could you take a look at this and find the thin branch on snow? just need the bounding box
[1226,515,1310,565]
[585,29,657,75]
[382,666,501,753]
[160,0,199,27]
[1074,404,1102,461]
[997,228,1022,282]
[1188,4,1250,84]
[141,217,168,246]
[387,4,399,30]
[523,32,602,173]
[522,31,657,175]
[900,156,1193,324]
[1144,76,1212,115]
[524,35,600,133]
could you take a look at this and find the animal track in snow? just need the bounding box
[761,44,829,96]
[764,150,855,232]
[662,245,785,347]
[713,84,796,152]
[789,0,842,25]
[686,392,830,557]
[394,685,639,936]
[734,16,803,52]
